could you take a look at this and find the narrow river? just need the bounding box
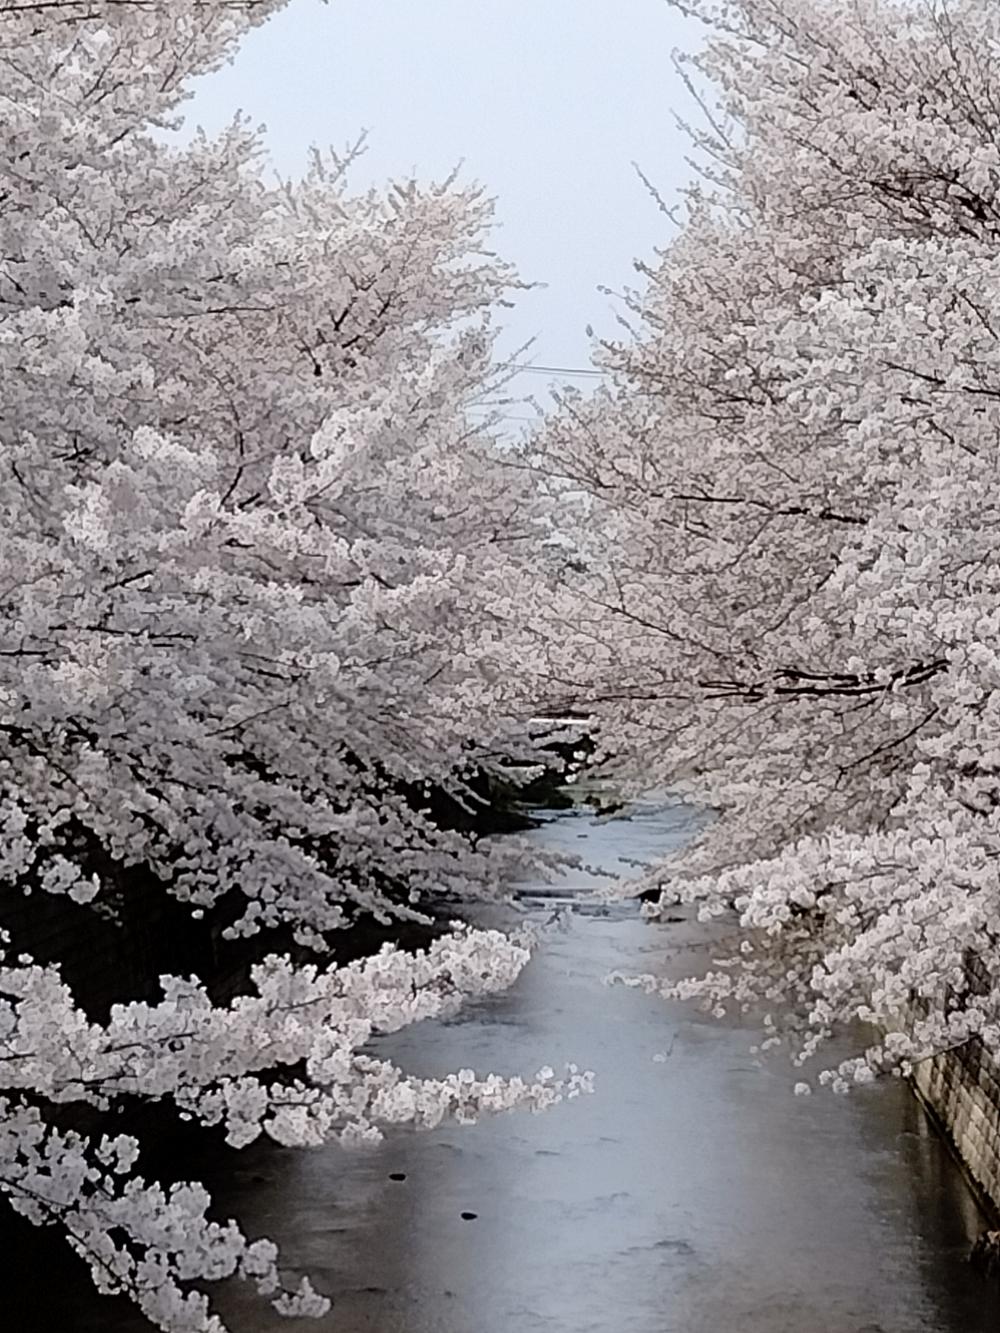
[8,802,1000,1331]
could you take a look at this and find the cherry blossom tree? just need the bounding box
[534,0,1000,1090]
[0,2,586,1327]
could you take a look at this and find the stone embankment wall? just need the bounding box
[911,955,1000,1219]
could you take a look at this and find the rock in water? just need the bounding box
[969,1230,1000,1276]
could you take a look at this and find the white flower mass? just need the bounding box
[3,0,1000,1326]
[0,1,586,1326]
[532,0,1000,1093]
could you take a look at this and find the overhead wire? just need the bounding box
[503,363,607,378]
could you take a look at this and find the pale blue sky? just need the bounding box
[181,0,703,406]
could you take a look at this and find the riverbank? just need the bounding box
[910,954,1000,1224]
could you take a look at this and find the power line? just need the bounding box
[504,363,607,378]
[467,413,544,423]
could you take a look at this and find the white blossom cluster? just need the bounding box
[0,2,583,1327]
[0,0,558,939]
[534,0,1000,1088]
[1,926,588,1330]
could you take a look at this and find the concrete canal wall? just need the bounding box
[911,954,1000,1219]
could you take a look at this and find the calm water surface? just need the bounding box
[8,803,999,1331]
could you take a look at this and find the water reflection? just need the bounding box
[6,802,999,1331]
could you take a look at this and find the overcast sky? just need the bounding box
[181,0,703,406]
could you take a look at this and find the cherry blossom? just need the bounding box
[1,925,589,1330]
[534,0,1000,1090]
[0,2,584,1326]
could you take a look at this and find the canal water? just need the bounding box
[7,801,1000,1331]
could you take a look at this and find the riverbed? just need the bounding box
[8,801,1000,1331]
